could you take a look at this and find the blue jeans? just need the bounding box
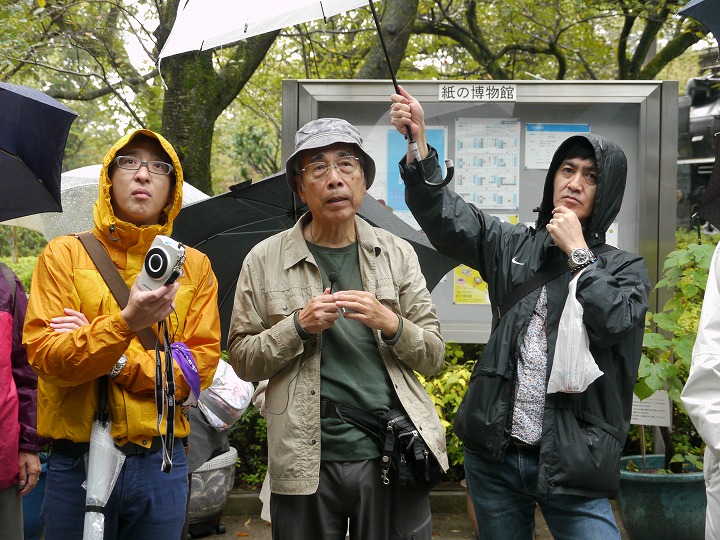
[42,443,188,540]
[464,444,620,540]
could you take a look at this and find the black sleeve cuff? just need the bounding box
[293,310,311,340]
[381,314,403,346]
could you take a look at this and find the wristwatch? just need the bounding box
[568,248,596,272]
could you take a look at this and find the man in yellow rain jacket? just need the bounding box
[23,130,221,539]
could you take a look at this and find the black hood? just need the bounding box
[535,134,627,246]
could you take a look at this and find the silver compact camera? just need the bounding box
[138,235,186,291]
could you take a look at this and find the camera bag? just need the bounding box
[319,397,440,491]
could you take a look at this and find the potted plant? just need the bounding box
[617,234,718,540]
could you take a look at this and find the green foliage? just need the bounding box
[0,226,47,258]
[232,124,281,182]
[0,256,39,293]
[417,342,481,481]
[635,234,720,470]
[227,405,268,489]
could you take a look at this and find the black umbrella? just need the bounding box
[0,82,78,221]
[679,0,720,42]
[173,171,458,348]
[697,132,720,230]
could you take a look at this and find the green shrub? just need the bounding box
[227,405,268,489]
[417,342,479,482]
[634,233,720,471]
[0,225,47,258]
[0,256,38,293]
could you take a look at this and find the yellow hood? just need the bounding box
[93,129,184,242]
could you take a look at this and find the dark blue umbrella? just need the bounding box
[679,0,720,43]
[0,82,78,221]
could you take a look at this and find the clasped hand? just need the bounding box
[296,287,398,337]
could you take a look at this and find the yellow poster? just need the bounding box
[453,265,489,304]
[452,215,517,305]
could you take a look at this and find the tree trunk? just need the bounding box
[160,54,219,194]
[157,0,277,194]
[158,35,277,195]
[356,0,419,80]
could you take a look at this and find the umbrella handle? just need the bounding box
[368,0,454,188]
[426,159,455,188]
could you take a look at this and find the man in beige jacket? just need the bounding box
[229,118,447,540]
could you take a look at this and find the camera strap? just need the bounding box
[78,233,177,472]
[76,233,156,349]
[156,320,175,473]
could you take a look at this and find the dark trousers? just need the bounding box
[270,458,432,540]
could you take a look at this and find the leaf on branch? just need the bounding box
[643,330,672,350]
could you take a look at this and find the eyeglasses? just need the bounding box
[301,156,361,182]
[114,156,174,176]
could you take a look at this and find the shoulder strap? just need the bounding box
[319,397,384,447]
[492,243,616,330]
[0,262,17,309]
[76,232,156,350]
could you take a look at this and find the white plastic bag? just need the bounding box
[82,420,126,540]
[547,268,604,394]
[198,360,254,430]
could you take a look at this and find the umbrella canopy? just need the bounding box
[172,171,458,348]
[698,132,720,230]
[158,0,454,188]
[159,0,369,60]
[679,0,720,43]
[1,164,209,240]
[0,82,78,221]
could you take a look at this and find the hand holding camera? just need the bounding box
[121,236,185,332]
[138,235,186,291]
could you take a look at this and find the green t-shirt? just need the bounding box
[307,241,400,461]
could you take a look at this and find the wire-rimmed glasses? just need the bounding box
[301,156,361,183]
[114,156,174,176]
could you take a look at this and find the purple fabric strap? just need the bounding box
[170,342,200,406]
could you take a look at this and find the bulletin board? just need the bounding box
[282,80,678,343]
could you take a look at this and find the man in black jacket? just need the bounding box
[390,87,649,539]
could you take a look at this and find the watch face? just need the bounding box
[571,249,590,265]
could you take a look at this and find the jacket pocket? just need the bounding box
[548,409,622,495]
[454,372,512,454]
[266,293,306,326]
